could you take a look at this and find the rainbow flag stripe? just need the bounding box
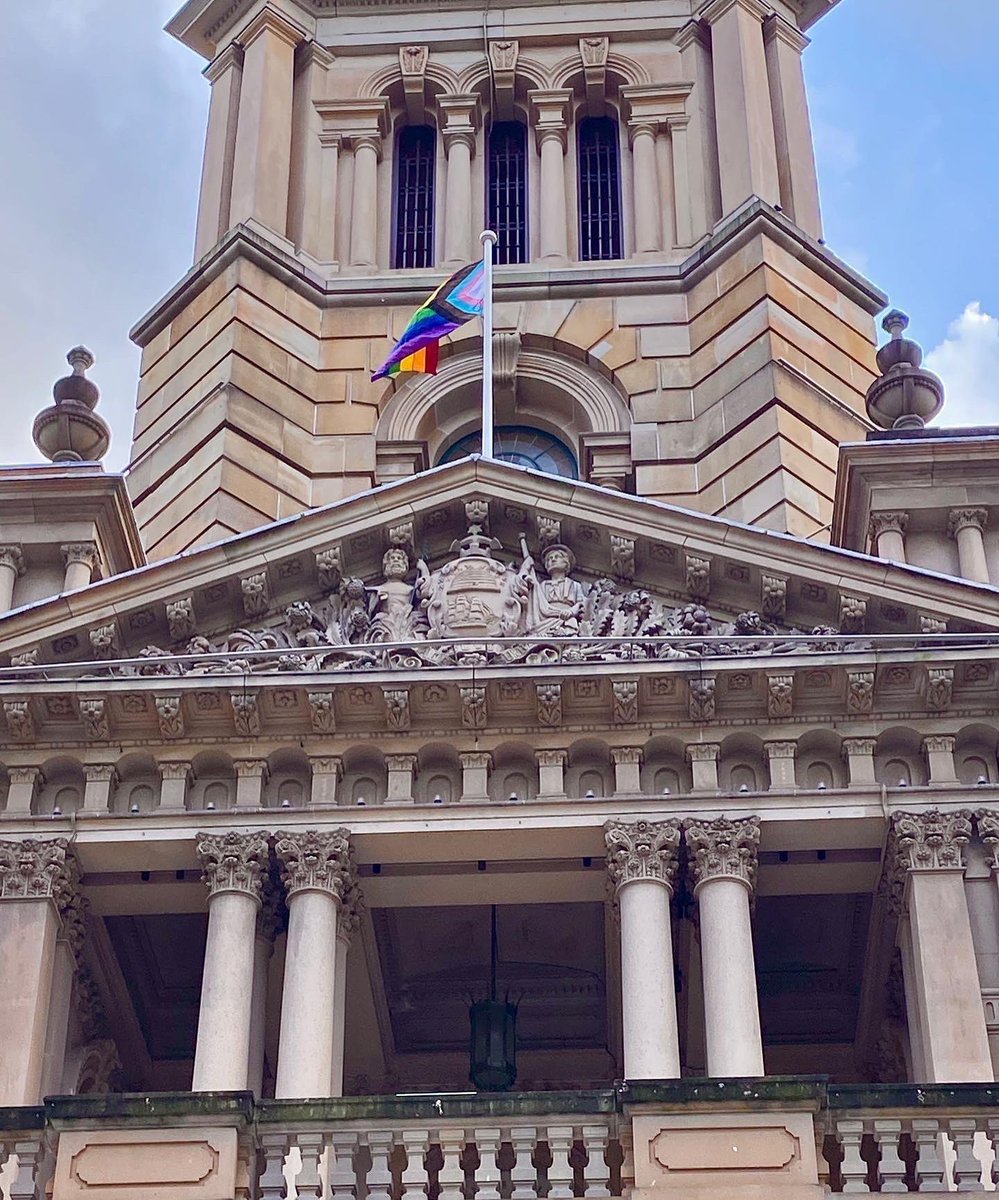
[372,260,485,381]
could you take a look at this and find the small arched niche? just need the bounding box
[718,735,766,794]
[490,741,539,802]
[342,747,387,808]
[35,757,84,815]
[876,728,927,789]
[795,730,846,791]
[641,736,690,796]
[415,743,461,804]
[112,753,161,815]
[189,752,236,812]
[956,724,999,786]
[264,749,312,809]
[565,739,611,798]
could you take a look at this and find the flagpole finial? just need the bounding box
[481,229,498,247]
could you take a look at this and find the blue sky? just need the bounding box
[0,0,996,470]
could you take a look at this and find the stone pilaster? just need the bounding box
[195,43,244,258]
[764,741,796,790]
[331,870,365,1096]
[439,95,481,266]
[842,737,877,788]
[922,736,958,786]
[611,748,643,794]
[536,749,567,797]
[605,820,682,1079]
[687,742,720,792]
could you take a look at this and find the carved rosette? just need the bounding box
[0,837,75,902]
[196,831,270,901]
[275,828,354,901]
[604,819,681,894]
[684,816,761,893]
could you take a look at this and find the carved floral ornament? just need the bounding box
[196,831,270,900]
[274,828,355,900]
[0,836,75,902]
[604,819,681,892]
[684,816,761,892]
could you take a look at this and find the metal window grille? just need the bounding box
[488,122,528,265]
[577,116,622,262]
[394,126,436,269]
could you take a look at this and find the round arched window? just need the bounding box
[439,426,578,478]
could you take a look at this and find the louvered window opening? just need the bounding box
[577,116,622,262]
[395,126,436,269]
[488,122,528,265]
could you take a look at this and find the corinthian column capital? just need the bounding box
[868,511,908,539]
[275,828,354,900]
[889,809,972,873]
[61,541,100,570]
[196,831,270,901]
[0,545,25,576]
[948,507,988,537]
[0,837,75,902]
[604,819,681,893]
[976,809,999,871]
[684,816,761,892]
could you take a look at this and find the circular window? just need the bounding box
[439,426,578,478]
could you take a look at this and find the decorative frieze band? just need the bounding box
[604,819,682,893]
[196,831,270,900]
[684,816,761,893]
[274,828,354,900]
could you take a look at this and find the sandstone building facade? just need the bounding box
[2,0,999,1197]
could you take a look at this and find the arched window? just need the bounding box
[394,125,436,269]
[577,116,622,261]
[488,122,528,265]
[439,425,578,478]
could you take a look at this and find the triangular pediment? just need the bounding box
[1,457,998,675]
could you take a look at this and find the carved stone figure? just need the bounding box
[525,544,587,636]
[370,549,425,642]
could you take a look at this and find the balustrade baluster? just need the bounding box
[9,1138,45,1200]
[297,1133,327,1200]
[474,1129,502,1200]
[872,1120,907,1193]
[366,1131,396,1200]
[508,1127,538,1200]
[987,1119,999,1188]
[545,1127,575,1200]
[581,1126,610,1198]
[947,1119,984,1192]
[836,1120,869,1193]
[438,1129,467,1200]
[330,1131,361,1200]
[911,1120,948,1192]
[258,1132,290,1200]
[401,1130,430,1200]
[617,1125,634,1196]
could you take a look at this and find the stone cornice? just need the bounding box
[604,818,682,892]
[684,815,761,892]
[196,830,270,899]
[233,4,309,50]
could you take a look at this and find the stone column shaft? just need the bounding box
[949,508,990,585]
[763,16,822,238]
[317,134,342,263]
[702,0,780,215]
[531,91,571,263]
[248,930,272,1097]
[274,830,353,1099]
[0,546,25,614]
[229,10,304,236]
[194,45,243,259]
[442,135,473,265]
[667,117,695,247]
[350,138,380,268]
[869,511,908,563]
[192,832,269,1092]
[61,543,98,593]
[39,938,75,1100]
[606,820,682,1079]
[686,817,764,1076]
[630,125,662,253]
[330,883,361,1098]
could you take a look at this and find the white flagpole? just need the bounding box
[480,229,497,459]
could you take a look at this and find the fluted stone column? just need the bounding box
[274,829,354,1098]
[629,122,662,254]
[194,44,243,259]
[0,838,75,1105]
[606,820,683,1079]
[701,0,780,214]
[948,507,990,585]
[229,8,305,236]
[868,511,908,563]
[530,91,571,263]
[192,832,269,1091]
[685,816,764,1076]
[331,877,363,1096]
[888,810,992,1081]
[763,15,821,237]
[440,96,480,267]
[61,542,99,593]
[0,546,25,614]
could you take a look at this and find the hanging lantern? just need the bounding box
[468,905,518,1091]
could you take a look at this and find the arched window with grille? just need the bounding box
[394,125,436,269]
[488,121,528,265]
[577,115,622,261]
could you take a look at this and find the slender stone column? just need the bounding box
[629,123,662,254]
[0,546,25,614]
[868,511,908,563]
[530,91,571,263]
[331,877,363,1096]
[842,738,877,788]
[194,44,244,259]
[248,876,282,1097]
[274,829,354,1098]
[763,15,822,238]
[0,838,75,1105]
[685,816,764,1076]
[61,542,99,593]
[536,750,567,798]
[611,748,643,794]
[700,0,780,214]
[440,96,480,267]
[350,137,381,269]
[687,743,720,792]
[460,752,491,802]
[605,819,683,1079]
[888,811,992,1081]
[229,9,305,236]
[192,831,269,1091]
[948,507,990,584]
[922,736,958,786]
[764,741,796,790]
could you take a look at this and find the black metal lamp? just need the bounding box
[469,905,517,1091]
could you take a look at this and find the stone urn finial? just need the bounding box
[32,345,111,463]
[865,309,945,431]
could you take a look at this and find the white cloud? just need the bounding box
[925,303,999,428]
